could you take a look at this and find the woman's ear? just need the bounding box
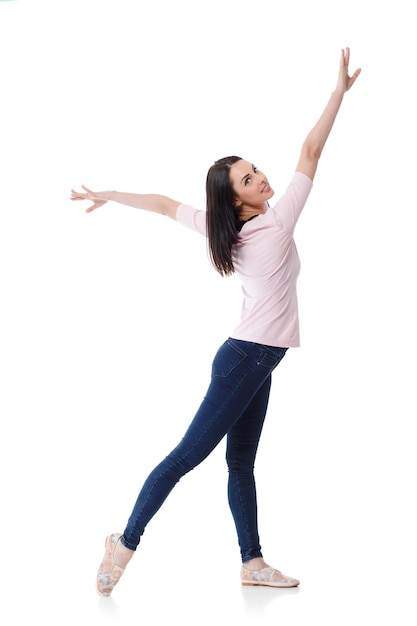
[234,196,242,208]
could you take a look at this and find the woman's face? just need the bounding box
[229,159,274,212]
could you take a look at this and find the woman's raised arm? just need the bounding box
[70,185,181,220]
[296,47,361,181]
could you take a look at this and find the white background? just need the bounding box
[1,0,416,624]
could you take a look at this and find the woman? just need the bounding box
[71,48,360,596]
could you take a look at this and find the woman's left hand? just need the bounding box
[70,185,108,213]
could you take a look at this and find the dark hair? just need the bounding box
[206,156,242,276]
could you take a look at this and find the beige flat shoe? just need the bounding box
[96,533,125,597]
[241,564,299,588]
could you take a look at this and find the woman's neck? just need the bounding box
[238,203,268,222]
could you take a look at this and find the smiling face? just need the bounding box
[229,160,274,218]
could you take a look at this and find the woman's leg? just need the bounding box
[226,375,272,563]
[121,339,287,551]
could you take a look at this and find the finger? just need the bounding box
[345,46,350,66]
[85,200,105,213]
[346,68,361,90]
[81,184,93,193]
[349,68,361,80]
[350,68,362,87]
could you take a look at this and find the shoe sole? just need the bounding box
[242,581,300,588]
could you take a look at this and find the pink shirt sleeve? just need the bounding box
[176,204,207,236]
[272,171,313,234]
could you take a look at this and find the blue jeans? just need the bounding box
[121,338,287,562]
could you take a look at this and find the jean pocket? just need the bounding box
[212,339,247,378]
[256,347,287,370]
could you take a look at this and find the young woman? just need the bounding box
[71,48,361,596]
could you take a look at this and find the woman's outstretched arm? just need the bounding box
[296,47,361,181]
[70,185,181,220]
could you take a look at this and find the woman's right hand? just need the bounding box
[70,185,109,213]
[335,47,361,95]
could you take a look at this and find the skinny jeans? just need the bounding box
[122,338,287,562]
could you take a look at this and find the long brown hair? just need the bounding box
[206,156,242,276]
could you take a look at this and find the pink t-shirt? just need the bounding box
[176,171,313,347]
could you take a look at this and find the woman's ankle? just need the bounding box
[242,557,268,572]
[114,539,135,569]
